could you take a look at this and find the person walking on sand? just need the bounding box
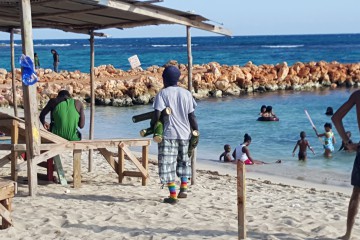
[331,90,360,240]
[292,131,315,160]
[39,90,85,141]
[51,49,59,73]
[152,65,198,204]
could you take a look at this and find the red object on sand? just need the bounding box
[21,153,55,182]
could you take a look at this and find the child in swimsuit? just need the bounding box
[292,131,315,160]
[314,122,336,158]
[219,144,233,162]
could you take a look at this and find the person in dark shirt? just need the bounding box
[51,49,59,73]
[40,90,85,141]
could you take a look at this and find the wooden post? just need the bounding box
[237,161,246,239]
[118,145,124,183]
[186,26,193,91]
[10,120,18,181]
[73,150,82,188]
[88,30,95,172]
[187,26,197,185]
[141,145,148,186]
[20,0,41,196]
[0,199,12,229]
[10,29,18,117]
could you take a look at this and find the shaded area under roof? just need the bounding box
[0,0,231,36]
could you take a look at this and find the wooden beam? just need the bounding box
[141,145,148,186]
[98,148,118,172]
[11,120,18,181]
[119,143,148,178]
[88,30,95,172]
[186,26,193,91]
[68,19,168,30]
[20,0,41,196]
[98,0,232,36]
[73,150,82,188]
[10,29,18,117]
[123,171,143,177]
[0,154,11,168]
[118,145,124,183]
[32,7,106,19]
[17,143,67,171]
[0,201,13,228]
[237,161,246,239]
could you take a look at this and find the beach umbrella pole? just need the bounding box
[187,26,197,185]
[88,30,95,172]
[10,28,18,117]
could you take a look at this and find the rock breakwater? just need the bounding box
[0,60,359,108]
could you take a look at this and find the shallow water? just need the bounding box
[82,88,359,187]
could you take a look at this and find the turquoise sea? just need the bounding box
[80,88,358,187]
[1,34,360,186]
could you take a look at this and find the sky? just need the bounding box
[0,0,360,40]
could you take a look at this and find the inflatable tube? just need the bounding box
[257,117,279,121]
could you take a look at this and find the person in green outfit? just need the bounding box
[39,90,85,141]
[34,53,40,69]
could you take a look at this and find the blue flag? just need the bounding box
[19,54,38,86]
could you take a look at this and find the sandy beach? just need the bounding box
[0,146,359,240]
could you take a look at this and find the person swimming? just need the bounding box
[325,107,334,116]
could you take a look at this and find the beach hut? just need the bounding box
[0,0,231,196]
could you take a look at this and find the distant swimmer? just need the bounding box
[292,131,315,161]
[219,144,233,162]
[314,122,336,158]
[232,133,281,165]
[262,105,277,118]
[331,90,360,240]
[325,106,334,116]
[259,105,267,116]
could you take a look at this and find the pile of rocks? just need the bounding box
[0,60,359,108]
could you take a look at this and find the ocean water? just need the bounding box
[78,88,359,187]
[1,34,359,186]
[1,34,360,72]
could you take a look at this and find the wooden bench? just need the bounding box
[0,179,16,229]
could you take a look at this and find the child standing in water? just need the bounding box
[314,122,336,157]
[219,144,233,162]
[292,131,315,160]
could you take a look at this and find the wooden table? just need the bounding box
[0,179,16,229]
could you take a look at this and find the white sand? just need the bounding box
[0,148,359,240]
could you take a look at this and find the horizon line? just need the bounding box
[1,32,360,41]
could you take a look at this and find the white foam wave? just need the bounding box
[261,44,304,48]
[0,43,22,47]
[83,44,103,47]
[28,44,71,47]
[152,44,198,48]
